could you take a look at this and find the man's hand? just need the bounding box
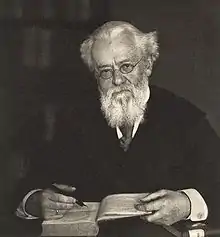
[26,184,76,220]
[135,189,191,225]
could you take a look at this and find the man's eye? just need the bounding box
[120,64,134,74]
[100,69,112,79]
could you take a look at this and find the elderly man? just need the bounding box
[15,21,220,227]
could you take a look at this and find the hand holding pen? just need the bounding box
[51,183,87,207]
[25,183,87,220]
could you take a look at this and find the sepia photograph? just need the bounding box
[1,0,220,236]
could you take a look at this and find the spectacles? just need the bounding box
[96,57,143,80]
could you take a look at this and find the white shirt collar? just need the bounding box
[116,86,151,139]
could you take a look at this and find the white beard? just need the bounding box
[100,78,149,128]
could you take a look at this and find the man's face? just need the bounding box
[92,32,150,128]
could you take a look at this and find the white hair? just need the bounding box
[80,21,159,71]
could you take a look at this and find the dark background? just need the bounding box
[110,0,220,135]
[1,0,220,214]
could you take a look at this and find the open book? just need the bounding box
[41,193,150,236]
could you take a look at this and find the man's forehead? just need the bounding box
[92,33,141,66]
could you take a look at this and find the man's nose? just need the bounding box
[112,71,126,86]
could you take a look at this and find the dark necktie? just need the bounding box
[119,125,133,152]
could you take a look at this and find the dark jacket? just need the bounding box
[13,85,220,223]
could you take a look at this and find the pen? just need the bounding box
[51,184,87,207]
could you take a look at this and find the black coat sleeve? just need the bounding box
[10,107,53,214]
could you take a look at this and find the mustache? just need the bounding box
[108,86,134,97]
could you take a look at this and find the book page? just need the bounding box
[43,202,100,224]
[97,193,151,222]
[42,202,100,236]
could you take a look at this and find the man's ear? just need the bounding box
[143,31,159,62]
[146,59,153,77]
[143,53,155,77]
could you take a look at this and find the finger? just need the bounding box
[144,211,163,223]
[140,213,151,222]
[44,209,66,220]
[136,199,162,212]
[145,199,164,212]
[45,199,75,210]
[140,190,168,203]
[53,183,76,193]
[49,192,76,204]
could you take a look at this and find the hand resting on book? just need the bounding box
[25,184,78,220]
[135,189,191,226]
